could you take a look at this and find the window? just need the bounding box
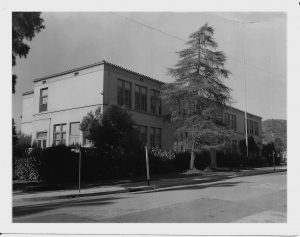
[39,88,48,112]
[150,127,162,148]
[135,85,147,112]
[69,122,80,145]
[37,132,47,148]
[246,119,250,134]
[250,120,254,135]
[150,89,161,115]
[54,124,66,145]
[254,122,259,136]
[117,79,131,108]
[231,114,237,131]
[224,113,230,126]
[134,125,147,146]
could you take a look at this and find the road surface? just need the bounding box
[13,171,287,223]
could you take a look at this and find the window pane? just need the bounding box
[61,124,66,131]
[135,86,140,110]
[41,88,48,96]
[125,82,130,90]
[42,97,48,104]
[70,122,80,136]
[62,132,66,140]
[55,133,61,140]
[54,125,60,132]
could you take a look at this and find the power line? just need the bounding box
[110,12,186,42]
[110,12,285,78]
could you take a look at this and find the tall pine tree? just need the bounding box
[162,23,233,169]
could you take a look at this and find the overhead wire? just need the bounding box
[109,12,285,78]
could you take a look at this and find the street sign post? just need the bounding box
[145,145,150,186]
[78,146,82,193]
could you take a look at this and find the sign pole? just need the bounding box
[145,145,150,186]
[78,146,82,193]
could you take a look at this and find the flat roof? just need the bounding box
[32,60,165,85]
[227,106,262,120]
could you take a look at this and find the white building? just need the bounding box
[21,60,261,150]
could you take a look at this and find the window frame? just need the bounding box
[117,79,132,108]
[135,84,148,112]
[53,123,67,146]
[39,88,48,112]
[36,131,47,148]
[254,121,259,136]
[150,89,161,115]
[69,122,80,145]
[231,114,237,131]
[150,127,162,148]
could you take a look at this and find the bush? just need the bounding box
[13,148,42,181]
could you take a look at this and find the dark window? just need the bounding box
[54,124,66,145]
[37,132,47,148]
[39,88,48,112]
[224,113,230,126]
[254,122,259,136]
[135,85,147,112]
[117,79,131,108]
[150,127,162,148]
[134,125,147,146]
[150,89,161,115]
[247,119,250,134]
[231,114,237,131]
[69,122,80,145]
[250,120,254,135]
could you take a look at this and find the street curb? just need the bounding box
[14,168,286,203]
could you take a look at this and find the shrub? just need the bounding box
[13,148,42,181]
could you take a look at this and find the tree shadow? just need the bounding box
[13,195,126,218]
[143,180,249,194]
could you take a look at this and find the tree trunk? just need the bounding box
[190,150,195,170]
[210,148,217,168]
[190,142,195,170]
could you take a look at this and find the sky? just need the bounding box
[12,12,286,131]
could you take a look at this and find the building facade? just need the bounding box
[21,60,261,151]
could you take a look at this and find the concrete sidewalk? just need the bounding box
[13,166,287,204]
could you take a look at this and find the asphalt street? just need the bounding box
[13,171,287,223]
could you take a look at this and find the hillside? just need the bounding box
[262,119,287,149]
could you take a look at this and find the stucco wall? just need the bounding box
[21,93,34,136]
[31,65,104,146]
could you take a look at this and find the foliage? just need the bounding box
[13,148,42,181]
[13,134,32,159]
[12,118,17,147]
[80,104,142,153]
[12,12,45,93]
[262,119,287,151]
[162,23,233,168]
[239,136,260,158]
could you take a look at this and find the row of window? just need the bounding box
[247,119,259,136]
[36,122,81,148]
[224,112,260,136]
[36,122,162,148]
[117,79,162,115]
[224,113,237,131]
[133,125,162,148]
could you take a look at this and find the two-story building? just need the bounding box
[21,60,261,151]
